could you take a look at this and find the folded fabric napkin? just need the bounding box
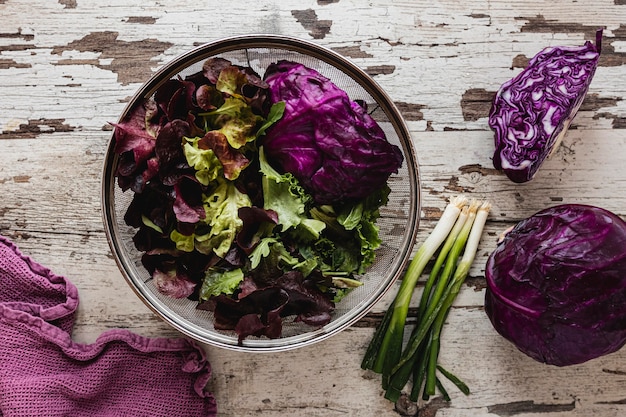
[0,235,217,417]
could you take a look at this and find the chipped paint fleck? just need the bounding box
[292,9,331,39]
[51,32,173,85]
[487,400,575,416]
[511,54,529,69]
[13,175,31,183]
[364,64,395,76]
[596,114,626,128]
[0,44,35,53]
[517,15,599,41]
[460,88,494,122]
[516,17,626,68]
[459,164,500,177]
[55,58,100,67]
[465,275,487,291]
[0,29,34,41]
[126,16,157,24]
[444,175,469,193]
[58,0,77,8]
[0,59,31,69]
[421,206,444,220]
[602,24,626,67]
[331,46,373,59]
[394,102,425,121]
[580,93,621,112]
[0,119,75,139]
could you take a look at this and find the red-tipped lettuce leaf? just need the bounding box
[197,131,250,180]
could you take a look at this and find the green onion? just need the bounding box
[361,197,491,404]
[361,196,467,382]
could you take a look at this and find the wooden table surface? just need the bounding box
[2,1,625,416]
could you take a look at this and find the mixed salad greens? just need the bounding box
[112,57,403,343]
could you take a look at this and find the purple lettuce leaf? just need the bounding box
[172,178,206,224]
[236,206,279,255]
[199,271,334,344]
[154,119,193,186]
[197,131,251,180]
[153,267,197,299]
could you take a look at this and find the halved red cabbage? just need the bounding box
[489,30,602,183]
[262,61,403,205]
[485,204,626,366]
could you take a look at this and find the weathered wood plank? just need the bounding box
[2,0,626,416]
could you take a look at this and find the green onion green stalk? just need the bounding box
[361,196,491,403]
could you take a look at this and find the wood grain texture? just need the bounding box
[2,0,626,416]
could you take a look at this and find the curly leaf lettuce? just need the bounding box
[339,185,388,273]
[183,136,223,186]
[259,146,326,240]
[200,97,262,149]
[199,267,245,300]
[198,179,252,257]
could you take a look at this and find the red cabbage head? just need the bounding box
[485,204,626,366]
[262,61,403,205]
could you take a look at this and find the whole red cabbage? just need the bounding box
[489,30,602,183]
[262,61,403,204]
[485,204,626,366]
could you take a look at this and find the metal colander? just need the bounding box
[102,34,420,352]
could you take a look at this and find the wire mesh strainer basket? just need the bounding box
[102,34,420,352]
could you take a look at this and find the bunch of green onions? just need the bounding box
[361,196,491,403]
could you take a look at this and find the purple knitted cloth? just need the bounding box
[0,235,217,417]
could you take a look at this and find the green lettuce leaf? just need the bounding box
[216,66,249,99]
[201,97,261,149]
[199,267,245,300]
[256,101,285,138]
[248,237,277,270]
[259,146,325,240]
[169,229,195,252]
[183,136,222,186]
[141,214,164,234]
[338,185,390,273]
[337,203,364,231]
[218,109,261,149]
[249,237,300,271]
[194,178,252,258]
